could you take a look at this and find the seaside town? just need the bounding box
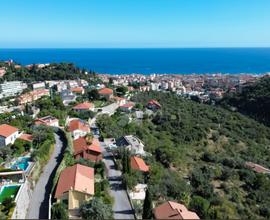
[0,60,270,220]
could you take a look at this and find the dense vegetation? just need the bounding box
[0,62,96,83]
[97,91,270,219]
[220,76,270,126]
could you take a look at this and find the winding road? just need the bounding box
[27,131,66,219]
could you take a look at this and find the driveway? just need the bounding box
[27,131,66,219]
[100,142,135,219]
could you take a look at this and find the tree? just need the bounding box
[116,86,128,96]
[80,197,113,220]
[87,89,100,101]
[142,188,153,219]
[85,133,94,145]
[51,202,68,220]
[189,196,210,219]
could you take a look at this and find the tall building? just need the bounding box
[0,81,27,98]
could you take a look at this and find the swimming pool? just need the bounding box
[0,185,20,203]
[11,157,30,171]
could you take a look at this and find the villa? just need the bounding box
[0,124,20,147]
[68,119,90,140]
[98,87,113,100]
[73,102,94,112]
[130,156,149,173]
[147,99,161,111]
[70,87,85,95]
[54,164,94,217]
[35,116,59,127]
[153,201,200,219]
[118,102,135,113]
[116,135,145,155]
[60,89,77,106]
[73,137,102,162]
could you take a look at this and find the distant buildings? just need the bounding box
[17,89,50,105]
[0,124,20,147]
[0,81,27,98]
[153,201,200,220]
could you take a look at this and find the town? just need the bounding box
[0,60,270,219]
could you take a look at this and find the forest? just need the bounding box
[220,76,270,126]
[97,91,270,219]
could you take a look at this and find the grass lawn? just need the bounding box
[0,185,20,203]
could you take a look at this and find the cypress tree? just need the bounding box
[142,188,153,219]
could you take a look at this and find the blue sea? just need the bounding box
[1,48,270,74]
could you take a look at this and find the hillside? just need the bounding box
[97,91,270,219]
[220,76,270,126]
[0,62,96,83]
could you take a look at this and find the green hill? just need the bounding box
[97,91,270,219]
[220,76,270,126]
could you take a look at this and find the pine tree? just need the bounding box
[142,188,153,219]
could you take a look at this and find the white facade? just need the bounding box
[0,130,20,147]
[0,81,27,98]
[72,129,88,140]
[33,82,46,90]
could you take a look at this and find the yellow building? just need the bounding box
[54,164,94,217]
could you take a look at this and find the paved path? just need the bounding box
[27,132,66,219]
[100,142,135,219]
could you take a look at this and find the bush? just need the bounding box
[51,203,68,220]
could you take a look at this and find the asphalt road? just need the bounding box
[27,132,66,219]
[100,142,135,219]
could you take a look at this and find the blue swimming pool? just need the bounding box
[11,157,30,171]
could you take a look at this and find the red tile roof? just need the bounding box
[148,99,161,108]
[71,87,84,93]
[18,134,33,142]
[68,119,90,132]
[73,102,94,110]
[120,102,135,109]
[98,88,113,95]
[154,201,200,220]
[55,164,94,199]
[130,156,149,172]
[73,137,102,155]
[0,124,18,138]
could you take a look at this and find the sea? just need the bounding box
[1,48,270,75]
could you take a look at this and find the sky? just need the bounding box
[0,0,270,48]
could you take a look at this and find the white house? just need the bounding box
[0,124,20,147]
[67,119,90,140]
[116,135,145,156]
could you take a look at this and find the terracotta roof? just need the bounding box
[18,134,33,142]
[154,201,200,220]
[131,156,149,172]
[120,102,135,108]
[71,87,84,93]
[98,88,113,95]
[113,96,126,101]
[73,102,94,110]
[55,164,94,199]
[0,124,19,138]
[148,99,161,108]
[68,119,90,132]
[73,137,102,155]
[35,116,58,125]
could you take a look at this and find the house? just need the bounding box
[147,99,161,111]
[54,164,94,217]
[129,184,148,201]
[98,88,113,100]
[0,124,20,147]
[153,201,200,220]
[116,135,145,155]
[68,119,90,140]
[18,134,33,142]
[118,102,135,113]
[130,156,149,172]
[60,90,77,106]
[71,87,85,95]
[18,89,50,105]
[73,137,102,162]
[73,102,94,112]
[35,116,59,127]
[113,96,127,106]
